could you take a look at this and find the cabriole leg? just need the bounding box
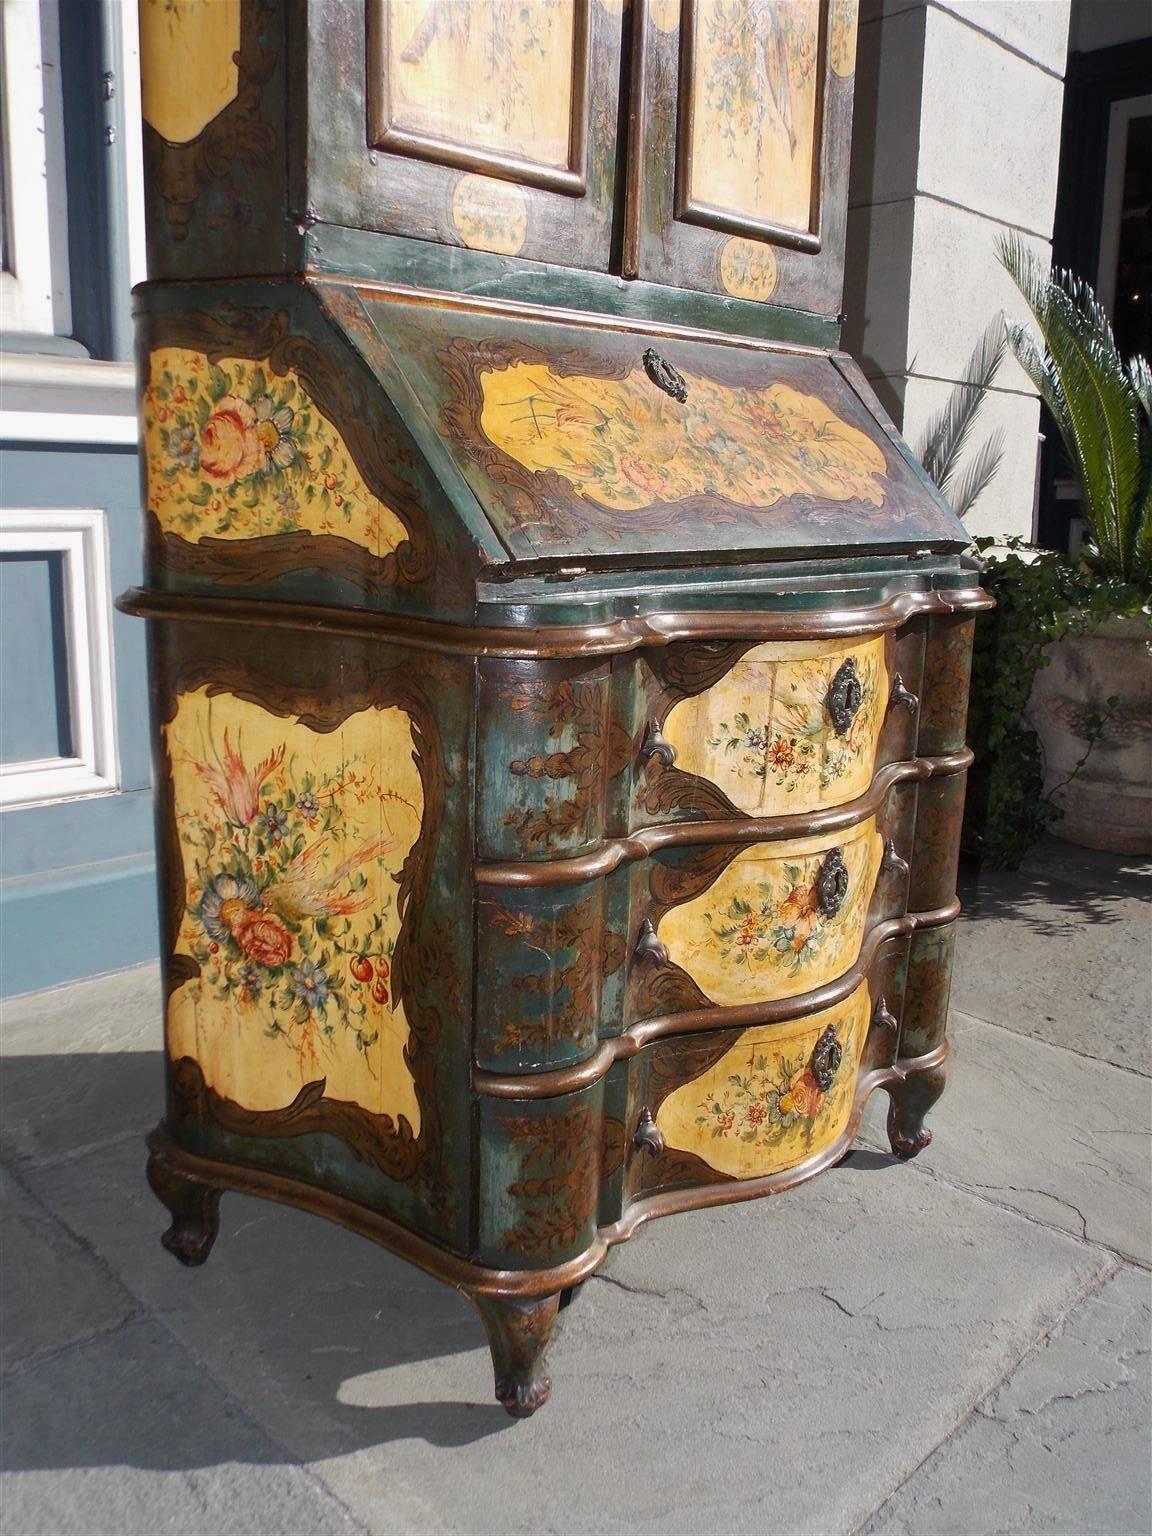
[146,1148,222,1266]
[470,1291,561,1418]
[885,1061,947,1159]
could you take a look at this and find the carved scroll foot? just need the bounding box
[471,1292,561,1418]
[146,1149,222,1267]
[886,1062,947,1160]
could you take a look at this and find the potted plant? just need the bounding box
[964,239,1151,862]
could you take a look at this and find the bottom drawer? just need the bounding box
[622,941,908,1200]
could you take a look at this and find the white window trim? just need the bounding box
[0,0,72,338]
[0,508,120,810]
[0,353,139,444]
[1097,92,1152,322]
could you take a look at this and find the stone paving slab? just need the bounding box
[0,1319,365,1536]
[858,1008,1152,1266]
[860,1261,1152,1536]
[0,1170,138,1376]
[25,1129,1112,1536]
[0,966,161,1171]
[951,842,1151,1075]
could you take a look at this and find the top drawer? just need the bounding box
[476,618,929,861]
[630,623,926,831]
[648,634,889,820]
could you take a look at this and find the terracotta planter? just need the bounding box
[1026,614,1152,854]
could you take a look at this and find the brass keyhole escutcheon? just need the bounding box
[826,657,864,736]
[642,348,689,403]
[816,847,849,918]
[810,1026,843,1092]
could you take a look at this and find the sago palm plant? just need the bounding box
[998,233,1152,593]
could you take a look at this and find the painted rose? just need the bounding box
[779,881,819,924]
[232,909,293,968]
[788,1067,826,1118]
[199,395,261,482]
[618,454,667,497]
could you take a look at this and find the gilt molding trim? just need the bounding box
[119,586,993,659]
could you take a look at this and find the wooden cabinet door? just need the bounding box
[624,0,859,314]
[304,0,624,272]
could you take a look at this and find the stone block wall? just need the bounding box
[843,0,1072,542]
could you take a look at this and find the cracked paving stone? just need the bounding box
[860,1263,1152,1536]
[951,841,1151,1074]
[858,1009,1151,1265]
[0,966,163,1172]
[0,1169,138,1376]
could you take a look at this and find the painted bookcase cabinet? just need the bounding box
[130,0,989,1416]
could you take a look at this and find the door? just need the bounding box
[624,0,859,314]
[304,0,627,272]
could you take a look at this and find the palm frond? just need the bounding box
[916,319,1007,495]
[998,232,1152,589]
[950,429,1006,518]
[1128,354,1152,429]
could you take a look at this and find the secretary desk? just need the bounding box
[128,0,988,1415]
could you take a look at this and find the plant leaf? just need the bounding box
[916,318,1008,496]
[951,428,1007,518]
[998,232,1150,588]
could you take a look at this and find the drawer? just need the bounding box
[630,811,905,1019]
[632,624,926,828]
[621,941,909,1202]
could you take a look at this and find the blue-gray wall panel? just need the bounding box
[0,552,72,763]
[0,443,157,996]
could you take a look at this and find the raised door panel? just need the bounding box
[148,617,475,1249]
[306,0,624,271]
[626,0,859,313]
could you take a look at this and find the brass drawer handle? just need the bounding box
[872,996,899,1035]
[633,1107,665,1156]
[640,719,677,768]
[826,657,864,737]
[634,918,669,967]
[642,348,688,403]
[881,838,910,879]
[810,1026,843,1092]
[816,847,849,917]
[888,673,919,714]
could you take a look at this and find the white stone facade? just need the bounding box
[843,0,1073,542]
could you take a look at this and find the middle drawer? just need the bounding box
[475,787,914,1075]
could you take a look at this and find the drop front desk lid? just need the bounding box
[322,282,969,574]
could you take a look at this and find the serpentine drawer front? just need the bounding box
[654,986,875,1182]
[639,819,887,1011]
[133,0,987,1426]
[657,636,889,818]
